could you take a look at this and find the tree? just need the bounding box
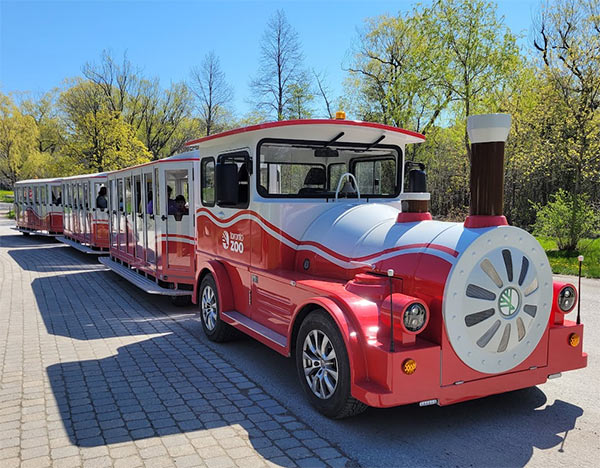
[0,93,41,186]
[424,0,520,158]
[83,50,194,159]
[18,90,65,155]
[190,51,233,136]
[346,12,452,139]
[533,0,600,246]
[284,74,314,119]
[250,10,306,121]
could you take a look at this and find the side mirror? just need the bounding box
[216,162,239,206]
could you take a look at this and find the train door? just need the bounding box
[143,170,157,270]
[125,175,135,257]
[133,172,144,261]
[83,181,90,243]
[109,178,118,251]
[117,178,126,253]
[161,164,194,272]
[39,184,47,230]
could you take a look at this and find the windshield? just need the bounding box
[257,140,401,198]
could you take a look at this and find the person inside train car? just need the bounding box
[173,195,188,221]
[96,186,108,210]
[167,185,177,214]
[147,191,153,215]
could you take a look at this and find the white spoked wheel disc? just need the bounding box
[443,226,553,374]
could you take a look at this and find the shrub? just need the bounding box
[532,189,599,251]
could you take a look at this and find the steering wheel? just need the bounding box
[334,172,361,201]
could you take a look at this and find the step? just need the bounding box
[12,226,57,236]
[99,256,192,296]
[222,311,287,347]
[57,236,108,255]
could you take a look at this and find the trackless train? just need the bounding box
[13,113,587,418]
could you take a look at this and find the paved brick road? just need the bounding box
[0,216,354,468]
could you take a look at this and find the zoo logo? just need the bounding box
[222,230,244,254]
[221,231,230,250]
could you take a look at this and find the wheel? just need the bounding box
[171,295,192,307]
[198,274,236,342]
[22,231,30,236]
[295,311,367,419]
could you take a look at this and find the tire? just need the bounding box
[198,274,236,342]
[170,295,192,307]
[22,232,30,236]
[295,310,367,419]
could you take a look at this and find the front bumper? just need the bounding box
[352,320,587,408]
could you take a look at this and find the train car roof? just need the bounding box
[184,119,426,149]
[15,177,64,185]
[60,171,110,181]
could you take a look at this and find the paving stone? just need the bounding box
[0,220,350,468]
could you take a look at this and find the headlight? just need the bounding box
[558,286,576,312]
[404,303,427,332]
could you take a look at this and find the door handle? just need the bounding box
[138,213,143,219]
[149,214,155,220]
[161,215,167,221]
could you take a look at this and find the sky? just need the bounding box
[1,0,540,118]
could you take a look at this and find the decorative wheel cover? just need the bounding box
[443,226,553,374]
[201,285,217,331]
[302,330,339,399]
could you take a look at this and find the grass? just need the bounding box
[0,190,14,203]
[537,236,600,278]
[6,209,14,219]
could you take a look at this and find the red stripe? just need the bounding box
[195,208,459,261]
[185,119,426,147]
[160,233,195,241]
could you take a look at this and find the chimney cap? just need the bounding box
[467,114,511,144]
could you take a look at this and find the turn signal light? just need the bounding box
[402,358,417,375]
[568,333,580,347]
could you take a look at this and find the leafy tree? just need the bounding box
[18,90,65,155]
[0,93,41,185]
[250,10,307,121]
[285,76,314,119]
[190,51,233,136]
[424,0,520,158]
[533,189,599,251]
[64,107,151,172]
[533,0,600,245]
[346,12,451,138]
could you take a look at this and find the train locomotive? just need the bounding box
[13,113,587,418]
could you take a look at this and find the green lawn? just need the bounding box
[0,190,14,203]
[537,236,600,278]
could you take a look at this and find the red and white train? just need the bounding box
[13,113,587,418]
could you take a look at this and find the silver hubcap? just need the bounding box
[201,285,217,331]
[302,330,338,399]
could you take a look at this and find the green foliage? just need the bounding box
[0,190,14,203]
[532,189,599,251]
[537,237,600,278]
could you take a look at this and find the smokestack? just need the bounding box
[465,114,511,228]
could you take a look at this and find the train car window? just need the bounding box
[165,170,189,221]
[145,173,153,215]
[125,177,132,214]
[95,183,107,210]
[52,186,62,205]
[118,180,124,211]
[258,140,401,198]
[201,158,215,207]
[154,168,160,217]
[83,183,89,209]
[134,176,142,214]
[216,151,250,209]
[41,185,47,205]
[352,157,396,196]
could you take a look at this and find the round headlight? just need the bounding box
[403,303,427,332]
[558,286,576,312]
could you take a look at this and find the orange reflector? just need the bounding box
[335,110,346,120]
[402,358,417,375]
[568,333,580,347]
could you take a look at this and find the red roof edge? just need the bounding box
[184,119,426,147]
